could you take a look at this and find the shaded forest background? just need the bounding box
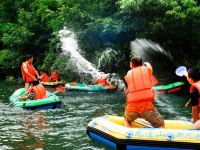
[0,0,199,81]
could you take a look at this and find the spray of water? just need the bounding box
[131,38,175,82]
[58,27,125,88]
[98,48,118,69]
[131,38,172,60]
[59,27,103,80]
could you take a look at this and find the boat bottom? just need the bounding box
[22,101,62,110]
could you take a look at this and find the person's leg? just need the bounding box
[141,109,165,128]
[124,111,138,127]
[18,95,29,100]
[191,120,200,129]
[25,82,31,91]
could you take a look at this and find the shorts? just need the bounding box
[124,109,164,128]
[24,80,34,84]
[28,93,35,100]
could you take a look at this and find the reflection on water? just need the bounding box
[19,111,47,150]
[0,82,191,149]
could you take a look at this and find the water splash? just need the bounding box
[98,48,118,69]
[107,73,125,89]
[58,28,125,88]
[59,28,103,79]
[130,38,175,81]
[131,38,172,60]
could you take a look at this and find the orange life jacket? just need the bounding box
[51,71,60,82]
[96,78,107,86]
[190,81,200,107]
[21,62,37,82]
[32,84,47,99]
[40,72,50,82]
[125,66,154,104]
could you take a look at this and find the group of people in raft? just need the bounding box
[19,54,60,100]
[18,54,200,129]
[18,54,112,100]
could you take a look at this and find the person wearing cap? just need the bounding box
[124,56,164,128]
[18,80,47,100]
[21,54,41,91]
[182,68,200,129]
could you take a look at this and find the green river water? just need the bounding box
[0,81,192,150]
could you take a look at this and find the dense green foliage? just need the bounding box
[0,0,199,80]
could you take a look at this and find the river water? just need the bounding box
[0,81,191,150]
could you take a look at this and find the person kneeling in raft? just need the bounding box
[124,56,165,128]
[18,80,47,100]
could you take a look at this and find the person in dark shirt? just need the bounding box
[183,68,200,129]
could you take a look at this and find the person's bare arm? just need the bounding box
[32,65,40,78]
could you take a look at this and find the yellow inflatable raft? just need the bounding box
[87,115,200,150]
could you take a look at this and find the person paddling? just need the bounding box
[21,54,41,91]
[124,56,164,128]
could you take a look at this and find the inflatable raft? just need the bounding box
[65,82,117,93]
[41,81,66,88]
[153,82,185,94]
[87,115,200,150]
[9,88,62,110]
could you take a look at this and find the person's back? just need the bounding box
[125,66,154,103]
[28,81,47,100]
[51,70,60,82]
[124,56,164,128]
[96,74,112,86]
[18,80,47,100]
[40,71,50,82]
[96,77,106,86]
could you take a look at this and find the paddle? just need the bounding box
[184,99,191,107]
[53,90,61,94]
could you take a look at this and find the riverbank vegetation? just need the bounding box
[0,0,199,81]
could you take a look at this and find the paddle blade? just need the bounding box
[175,66,187,77]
